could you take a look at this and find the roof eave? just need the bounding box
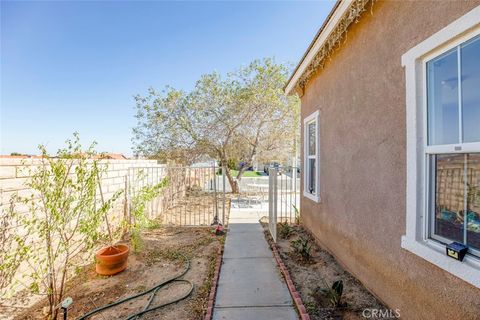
[285,0,354,95]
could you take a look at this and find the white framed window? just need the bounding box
[303,110,320,202]
[401,6,480,288]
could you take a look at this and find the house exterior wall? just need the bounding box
[299,1,480,319]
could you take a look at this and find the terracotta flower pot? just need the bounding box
[95,244,129,276]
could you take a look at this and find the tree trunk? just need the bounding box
[236,165,248,182]
[236,125,260,183]
[223,164,239,194]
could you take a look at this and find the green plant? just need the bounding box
[320,280,344,308]
[293,204,300,224]
[291,236,312,261]
[0,199,29,294]
[2,133,122,319]
[278,221,294,239]
[129,178,169,252]
[304,301,318,315]
[227,158,237,171]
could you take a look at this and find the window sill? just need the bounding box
[401,235,480,288]
[303,191,320,203]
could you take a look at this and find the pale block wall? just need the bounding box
[0,158,163,226]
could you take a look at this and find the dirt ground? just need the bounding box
[261,221,387,320]
[11,226,224,320]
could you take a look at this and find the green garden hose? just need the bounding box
[78,254,194,320]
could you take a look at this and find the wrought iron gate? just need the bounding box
[127,165,227,226]
[268,166,300,242]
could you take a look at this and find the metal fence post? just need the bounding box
[268,167,278,242]
[293,165,296,223]
[123,174,129,234]
[126,169,132,235]
[222,165,226,225]
[273,167,278,242]
[212,163,218,225]
[269,169,273,236]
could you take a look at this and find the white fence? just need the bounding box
[268,167,300,242]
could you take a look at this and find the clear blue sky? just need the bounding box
[1,0,334,156]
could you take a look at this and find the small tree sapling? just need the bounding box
[4,133,122,319]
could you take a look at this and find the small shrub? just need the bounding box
[304,301,318,315]
[129,178,169,252]
[278,221,294,239]
[293,204,300,224]
[320,280,344,308]
[291,236,312,261]
[2,133,122,319]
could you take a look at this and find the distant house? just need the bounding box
[285,1,480,319]
[99,153,128,160]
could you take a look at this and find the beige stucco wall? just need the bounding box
[299,1,480,319]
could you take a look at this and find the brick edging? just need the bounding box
[204,247,224,320]
[271,243,311,320]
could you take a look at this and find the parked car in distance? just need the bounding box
[239,162,254,171]
[263,161,281,175]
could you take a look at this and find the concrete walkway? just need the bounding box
[213,207,298,320]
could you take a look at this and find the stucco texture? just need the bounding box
[299,1,480,319]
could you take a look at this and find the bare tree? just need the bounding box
[231,59,299,181]
[133,58,299,193]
